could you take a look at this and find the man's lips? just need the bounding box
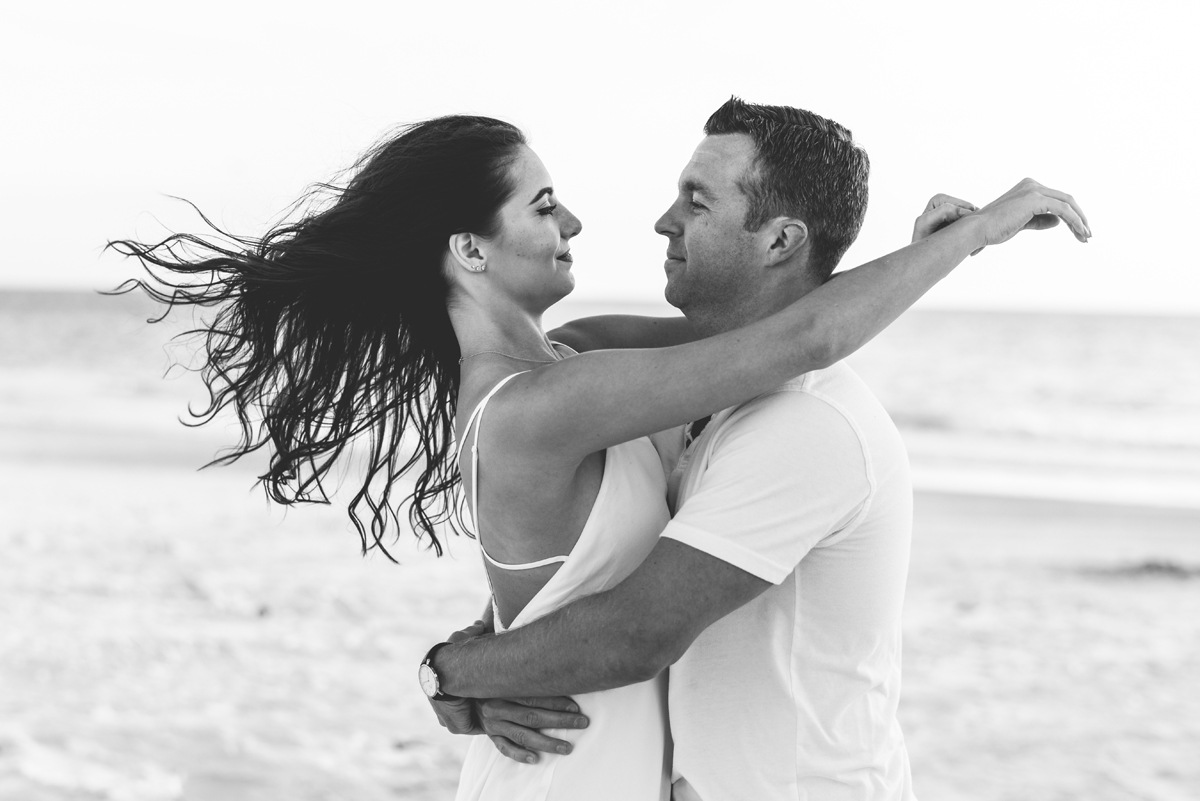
[556,251,572,263]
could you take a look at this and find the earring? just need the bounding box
[474,262,486,272]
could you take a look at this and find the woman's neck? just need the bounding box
[449,296,557,364]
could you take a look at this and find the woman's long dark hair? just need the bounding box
[108,115,527,558]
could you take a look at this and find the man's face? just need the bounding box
[655,134,762,314]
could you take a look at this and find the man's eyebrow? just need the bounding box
[528,187,554,204]
[681,178,712,198]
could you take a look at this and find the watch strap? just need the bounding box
[419,641,453,700]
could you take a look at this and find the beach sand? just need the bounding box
[1,434,1197,800]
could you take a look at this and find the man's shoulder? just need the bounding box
[725,362,876,426]
[706,367,860,454]
[710,362,903,463]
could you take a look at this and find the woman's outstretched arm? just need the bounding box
[548,192,979,353]
[495,178,1090,467]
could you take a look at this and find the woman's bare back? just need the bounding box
[456,361,611,628]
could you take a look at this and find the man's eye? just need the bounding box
[689,200,706,211]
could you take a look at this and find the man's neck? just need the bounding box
[687,274,825,338]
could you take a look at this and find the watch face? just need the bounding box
[418,663,439,698]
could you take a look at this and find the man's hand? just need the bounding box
[477,696,589,764]
[425,616,590,764]
[966,177,1091,253]
[428,692,588,764]
[912,194,977,243]
[426,617,493,736]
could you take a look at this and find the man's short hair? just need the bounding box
[704,97,869,281]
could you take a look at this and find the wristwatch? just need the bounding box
[418,642,452,700]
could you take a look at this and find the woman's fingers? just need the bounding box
[1036,186,1091,236]
[913,201,973,243]
[1030,197,1088,241]
[924,193,977,213]
[1022,213,1061,231]
[973,178,1091,247]
[448,617,492,643]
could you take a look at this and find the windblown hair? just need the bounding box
[705,96,870,281]
[107,115,527,558]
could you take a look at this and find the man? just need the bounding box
[420,97,1089,799]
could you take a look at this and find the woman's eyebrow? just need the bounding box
[528,187,554,205]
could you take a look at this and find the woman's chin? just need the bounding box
[555,268,576,296]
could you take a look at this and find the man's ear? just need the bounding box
[765,218,808,266]
[448,232,488,273]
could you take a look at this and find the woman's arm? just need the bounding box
[500,179,1088,466]
[550,193,983,353]
[548,315,698,352]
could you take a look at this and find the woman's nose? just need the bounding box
[559,203,582,239]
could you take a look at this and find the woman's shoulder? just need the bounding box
[458,364,593,475]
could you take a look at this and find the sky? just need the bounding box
[2,0,1198,314]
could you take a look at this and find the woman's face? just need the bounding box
[483,146,582,309]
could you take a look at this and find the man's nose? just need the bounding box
[654,203,679,238]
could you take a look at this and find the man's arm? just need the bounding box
[548,314,699,353]
[427,605,591,762]
[434,537,770,697]
[432,389,870,698]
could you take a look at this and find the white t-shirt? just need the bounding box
[662,362,915,801]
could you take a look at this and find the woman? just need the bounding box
[110,115,1077,800]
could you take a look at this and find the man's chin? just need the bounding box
[662,274,688,311]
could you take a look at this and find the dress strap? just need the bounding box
[481,549,569,571]
[456,372,571,571]
[455,373,522,464]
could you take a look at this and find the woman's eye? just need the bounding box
[538,204,558,216]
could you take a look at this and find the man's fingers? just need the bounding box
[484,719,575,756]
[488,734,539,765]
[508,696,581,714]
[428,696,479,734]
[475,698,586,758]
[479,699,590,730]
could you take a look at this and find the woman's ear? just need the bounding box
[448,232,488,273]
[765,218,809,266]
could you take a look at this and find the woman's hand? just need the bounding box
[964,177,1091,253]
[912,194,977,243]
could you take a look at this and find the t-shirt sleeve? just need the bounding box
[660,390,873,584]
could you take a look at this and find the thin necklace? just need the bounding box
[458,349,560,364]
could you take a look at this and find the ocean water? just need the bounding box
[4,290,1199,509]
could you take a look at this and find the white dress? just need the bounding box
[453,373,672,801]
